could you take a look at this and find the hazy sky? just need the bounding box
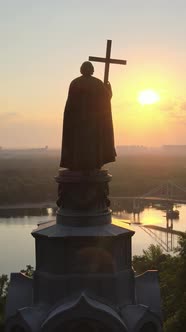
[1,0,186,148]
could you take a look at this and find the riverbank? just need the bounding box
[0,201,56,210]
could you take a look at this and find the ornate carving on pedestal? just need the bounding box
[56,169,111,210]
[41,294,127,332]
[55,169,112,226]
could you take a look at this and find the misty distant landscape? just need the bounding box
[1,146,186,205]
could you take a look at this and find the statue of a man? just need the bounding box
[60,61,116,170]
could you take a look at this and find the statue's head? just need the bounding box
[80,61,94,76]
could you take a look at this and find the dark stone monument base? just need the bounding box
[5,169,162,332]
[33,268,135,306]
[56,169,111,224]
[56,209,112,226]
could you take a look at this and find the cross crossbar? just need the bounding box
[89,57,127,65]
[89,40,127,84]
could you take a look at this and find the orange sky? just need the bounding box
[1,1,186,148]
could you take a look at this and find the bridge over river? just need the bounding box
[111,180,186,252]
[111,179,186,203]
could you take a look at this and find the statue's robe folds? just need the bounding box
[60,76,116,170]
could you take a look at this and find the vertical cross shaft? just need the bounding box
[104,40,112,84]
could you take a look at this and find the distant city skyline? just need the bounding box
[1,0,186,147]
[2,144,186,151]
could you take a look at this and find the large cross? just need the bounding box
[89,40,127,84]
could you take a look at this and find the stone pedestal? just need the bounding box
[56,169,112,225]
[5,170,162,332]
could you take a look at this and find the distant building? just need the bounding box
[162,145,186,154]
[163,145,186,150]
[0,146,49,157]
[116,145,147,155]
[28,146,48,152]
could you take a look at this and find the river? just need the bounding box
[0,203,185,275]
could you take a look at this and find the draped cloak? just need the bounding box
[60,75,116,170]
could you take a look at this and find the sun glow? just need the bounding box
[138,89,160,105]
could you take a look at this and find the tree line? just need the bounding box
[1,153,186,205]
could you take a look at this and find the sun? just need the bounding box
[138,89,160,105]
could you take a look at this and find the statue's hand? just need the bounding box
[105,81,112,98]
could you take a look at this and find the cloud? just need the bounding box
[0,111,21,119]
[180,102,186,112]
[0,112,24,133]
[160,98,186,124]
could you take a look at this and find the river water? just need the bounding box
[0,203,185,275]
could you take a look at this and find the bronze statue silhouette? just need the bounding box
[60,61,116,170]
[60,40,127,171]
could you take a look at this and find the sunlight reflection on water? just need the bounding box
[0,204,185,275]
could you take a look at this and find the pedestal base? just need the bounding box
[56,169,112,226]
[5,169,162,332]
